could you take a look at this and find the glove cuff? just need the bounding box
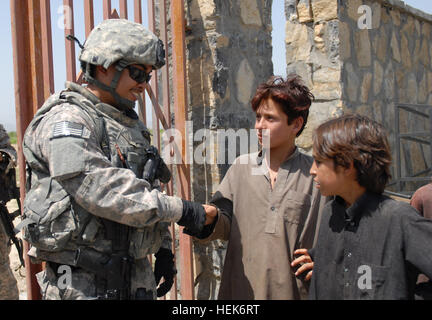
[155,247,174,260]
[178,200,206,236]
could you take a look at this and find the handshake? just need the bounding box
[176,201,218,239]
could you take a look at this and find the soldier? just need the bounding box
[21,19,208,300]
[0,124,19,300]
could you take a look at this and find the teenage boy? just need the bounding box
[293,114,432,299]
[200,75,327,299]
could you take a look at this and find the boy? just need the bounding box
[293,114,432,299]
[201,75,326,299]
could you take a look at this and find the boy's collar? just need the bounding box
[256,147,299,166]
[335,191,379,222]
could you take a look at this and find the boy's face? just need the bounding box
[254,98,302,150]
[309,158,350,197]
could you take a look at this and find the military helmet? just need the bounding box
[75,19,165,113]
[79,19,165,70]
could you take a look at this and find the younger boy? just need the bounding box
[293,114,432,299]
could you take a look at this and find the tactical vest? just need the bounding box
[22,83,167,266]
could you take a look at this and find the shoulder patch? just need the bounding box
[52,121,89,139]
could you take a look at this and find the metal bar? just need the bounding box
[408,167,432,178]
[399,132,431,137]
[398,177,432,182]
[171,0,194,300]
[134,0,145,126]
[64,0,76,82]
[383,190,412,199]
[397,103,432,109]
[28,0,45,111]
[397,105,430,118]
[429,107,432,179]
[84,0,94,37]
[147,0,160,150]
[137,94,147,126]
[399,136,430,145]
[134,0,143,23]
[395,104,401,192]
[40,0,54,98]
[10,0,44,300]
[159,0,176,300]
[145,84,169,130]
[119,0,128,19]
[103,0,112,20]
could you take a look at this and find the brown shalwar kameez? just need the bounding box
[203,149,327,300]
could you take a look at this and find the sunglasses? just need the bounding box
[126,65,152,83]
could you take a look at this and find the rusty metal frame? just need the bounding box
[10,0,194,300]
[392,103,432,194]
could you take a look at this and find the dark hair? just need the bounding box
[251,75,314,137]
[313,113,392,194]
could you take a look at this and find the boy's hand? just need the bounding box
[291,248,314,281]
[203,204,218,225]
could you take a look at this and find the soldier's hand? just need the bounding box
[154,248,177,297]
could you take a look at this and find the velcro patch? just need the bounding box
[52,121,85,139]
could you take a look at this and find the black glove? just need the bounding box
[177,200,206,237]
[154,248,177,297]
[143,146,171,184]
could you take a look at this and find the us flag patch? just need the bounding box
[52,121,84,138]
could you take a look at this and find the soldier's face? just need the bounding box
[115,64,152,101]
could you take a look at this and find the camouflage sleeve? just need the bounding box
[159,223,173,251]
[34,104,183,228]
[0,124,17,164]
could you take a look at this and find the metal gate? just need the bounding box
[392,103,432,194]
[10,0,194,300]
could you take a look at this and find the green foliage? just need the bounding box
[8,132,17,145]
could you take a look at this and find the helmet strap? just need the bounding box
[83,61,136,114]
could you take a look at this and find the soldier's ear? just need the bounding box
[96,65,109,75]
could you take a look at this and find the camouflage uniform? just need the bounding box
[21,20,205,300]
[0,124,19,300]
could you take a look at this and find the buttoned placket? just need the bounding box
[264,165,278,234]
[342,209,359,299]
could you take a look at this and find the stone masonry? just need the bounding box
[285,0,432,193]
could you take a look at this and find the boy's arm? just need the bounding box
[194,192,233,241]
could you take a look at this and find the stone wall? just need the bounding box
[285,0,432,193]
[184,0,273,299]
[340,0,432,192]
[284,0,344,153]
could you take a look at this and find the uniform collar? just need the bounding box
[66,81,139,127]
